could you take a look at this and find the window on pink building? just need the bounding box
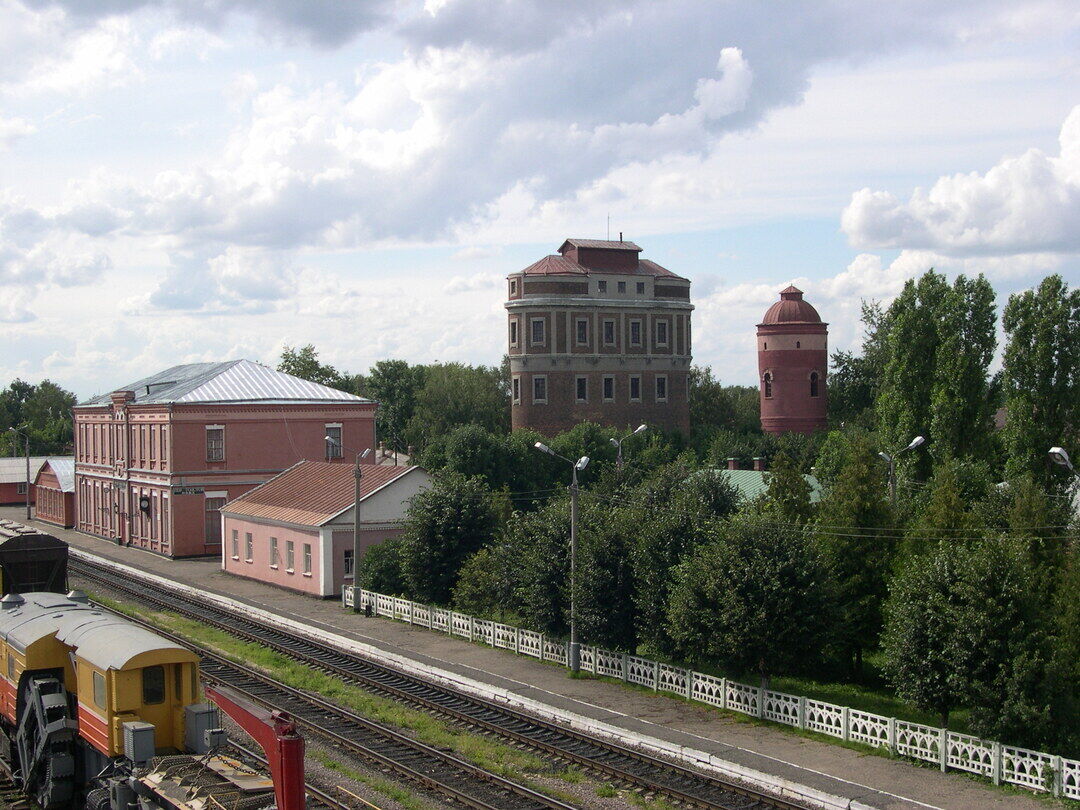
[206,427,224,462]
[303,544,312,575]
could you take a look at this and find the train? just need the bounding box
[0,521,300,810]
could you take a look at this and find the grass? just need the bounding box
[310,749,437,810]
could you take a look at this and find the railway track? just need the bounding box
[71,555,806,810]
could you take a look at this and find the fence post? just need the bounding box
[469,615,475,642]
[798,696,807,731]
[621,654,629,683]
[991,741,1002,786]
[539,634,546,662]
[685,669,694,701]
[887,716,897,754]
[653,661,660,691]
[939,728,948,772]
[841,706,851,742]
[514,627,521,654]
[1052,755,1062,797]
[757,686,765,719]
[720,678,728,710]
[407,600,413,624]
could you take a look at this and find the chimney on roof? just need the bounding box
[619,231,623,242]
[753,457,766,472]
[726,457,739,470]
[110,390,135,406]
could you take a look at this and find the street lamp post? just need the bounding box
[610,424,647,474]
[1049,447,1079,478]
[878,435,926,509]
[534,441,590,673]
[7,427,30,521]
[327,436,371,610]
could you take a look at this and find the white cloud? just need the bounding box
[0,116,35,148]
[442,272,501,294]
[842,104,1080,256]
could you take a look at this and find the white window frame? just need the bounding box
[244,532,253,563]
[532,375,548,404]
[629,375,642,402]
[629,319,642,347]
[16,482,27,495]
[655,319,669,347]
[303,543,312,576]
[509,278,518,297]
[343,548,354,578]
[511,376,521,405]
[231,529,239,560]
[575,376,588,403]
[602,319,616,346]
[270,536,279,568]
[530,317,546,346]
[205,424,225,462]
[603,375,615,402]
[574,318,589,346]
[655,374,668,402]
[509,318,519,347]
[286,540,295,573]
[325,424,343,459]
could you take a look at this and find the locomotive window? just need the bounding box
[93,671,107,709]
[143,665,165,705]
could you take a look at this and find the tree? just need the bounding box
[507,499,571,635]
[828,301,889,428]
[905,458,983,549]
[666,515,832,688]
[575,501,639,651]
[689,367,760,434]
[452,545,518,620]
[405,363,509,451]
[1000,275,1080,489]
[813,433,893,672]
[761,451,813,523]
[0,379,77,455]
[366,360,426,452]
[277,344,349,391]
[875,271,997,479]
[398,473,503,604]
[356,537,407,595]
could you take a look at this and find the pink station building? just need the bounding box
[72,360,376,558]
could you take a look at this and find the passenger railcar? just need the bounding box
[0,590,204,808]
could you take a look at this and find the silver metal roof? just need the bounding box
[0,457,49,485]
[40,458,75,492]
[0,592,191,669]
[79,359,371,407]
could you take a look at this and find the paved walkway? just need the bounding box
[7,507,1063,810]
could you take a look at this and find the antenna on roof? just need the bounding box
[619,231,623,242]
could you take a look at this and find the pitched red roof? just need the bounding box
[222,461,420,526]
[760,286,824,325]
[518,255,686,280]
[559,238,642,252]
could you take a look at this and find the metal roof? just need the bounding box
[79,359,371,407]
[713,468,823,503]
[222,460,421,526]
[38,458,75,492]
[0,457,49,485]
[518,255,686,280]
[560,238,643,251]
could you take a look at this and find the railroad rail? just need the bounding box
[70,555,807,810]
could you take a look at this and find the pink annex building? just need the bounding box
[757,286,829,435]
[221,461,430,597]
[73,360,376,558]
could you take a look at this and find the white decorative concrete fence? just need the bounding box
[344,586,1079,800]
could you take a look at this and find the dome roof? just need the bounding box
[761,286,822,325]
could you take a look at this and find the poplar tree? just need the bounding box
[762,451,813,524]
[1001,274,1080,488]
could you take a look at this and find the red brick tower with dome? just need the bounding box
[757,286,828,435]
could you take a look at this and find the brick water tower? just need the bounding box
[757,286,828,435]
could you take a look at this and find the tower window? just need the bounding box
[533,376,548,404]
[618,281,626,293]
[512,377,520,404]
[602,319,616,346]
[636,282,645,294]
[763,371,773,399]
[509,319,518,346]
[575,318,589,346]
[602,375,615,401]
[655,375,668,402]
[629,375,642,402]
[509,279,518,296]
[576,376,587,402]
[629,319,642,346]
[810,372,820,398]
[530,318,546,345]
[796,340,801,348]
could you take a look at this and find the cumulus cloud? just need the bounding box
[144,246,295,313]
[0,117,35,148]
[842,104,1080,256]
[442,272,501,294]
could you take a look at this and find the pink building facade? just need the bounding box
[220,461,430,597]
[73,360,376,558]
[757,287,829,435]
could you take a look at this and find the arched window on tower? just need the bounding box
[809,371,820,398]
[763,371,773,399]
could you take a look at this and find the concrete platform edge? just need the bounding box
[73,547,880,810]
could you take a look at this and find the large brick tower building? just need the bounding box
[506,238,692,436]
[757,286,828,435]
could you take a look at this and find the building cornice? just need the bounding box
[505,297,693,312]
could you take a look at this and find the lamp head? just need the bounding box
[609,438,619,447]
[634,424,647,435]
[534,442,554,456]
[906,436,926,451]
[1049,446,1073,469]
[360,448,372,459]
[575,456,590,472]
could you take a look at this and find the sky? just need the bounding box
[1,0,1078,400]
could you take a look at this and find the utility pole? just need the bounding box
[610,424,647,474]
[327,435,370,610]
[7,427,30,521]
[878,436,925,509]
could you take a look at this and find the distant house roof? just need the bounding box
[78,359,371,407]
[38,458,75,492]
[0,457,49,485]
[221,460,422,527]
[710,468,823,503]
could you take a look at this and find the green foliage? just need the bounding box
[452,545,517,621]
[505,499,571,636]
[875,271,997,479]
[1000,274,1080,489]
[828,301,889,428]
[277,344,353,392]
[366,360,426,452]
[0,378,78,455]
[666,515,831,686]
[405,363,509,451]
[356,537,407,595]
[399,472,503,604]
[575,501,639,651]
[905,458,984,548]
[814,433,893,669]
[689,366,760,434]
[761,451,813,524]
